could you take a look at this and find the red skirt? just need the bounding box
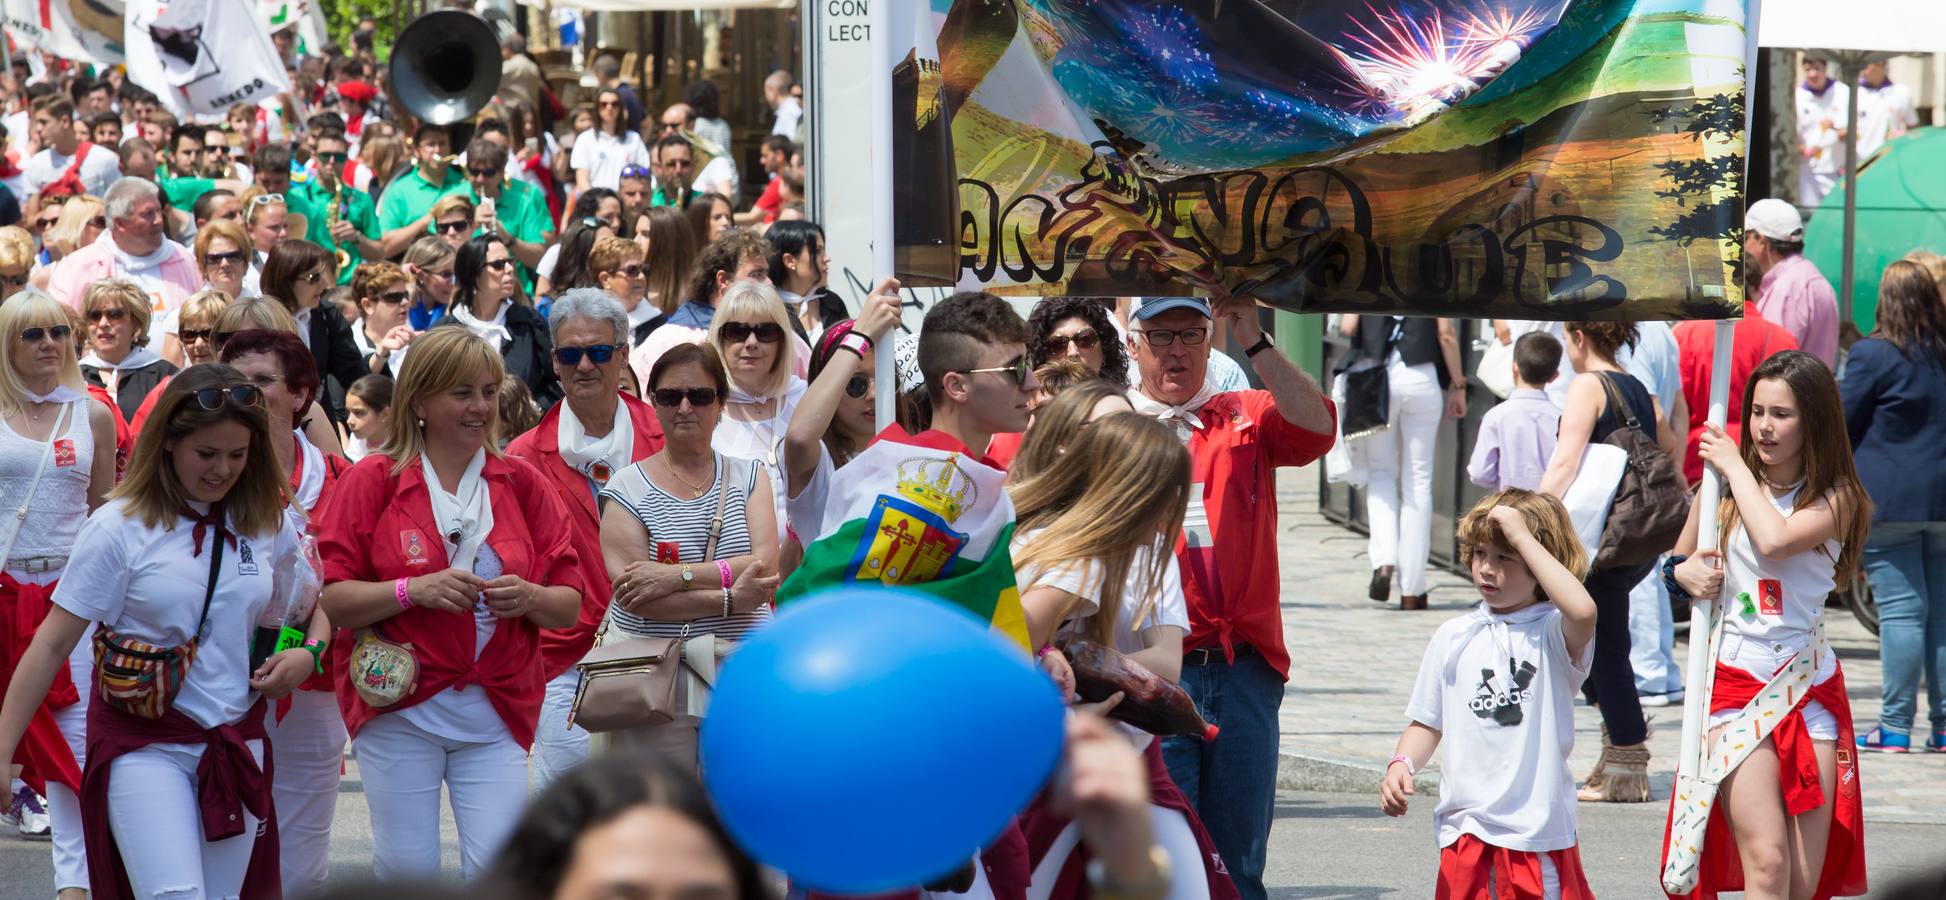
[1015,737,1239,900]
[1437,835,1594,900]
[1,574,81,794]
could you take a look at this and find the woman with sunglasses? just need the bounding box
[217,328,351,896]
[404,236,458,331]
[351,261,416,377]
[783,278,900,550]
[506,288,666,786]
[316,328,583,879]
[1026,297,1131,386]
[430,194,477,251]
[79,280,179,423]
[138,288,237,423]
[31,196,107,291]
[571,89,651,194]
[195,219,255,300]
[706,281,806,546]
[439,234,559,408]
[263,239,369,430]
[0,289,120,900]
[0,365,320,900]
[598,342,779,769]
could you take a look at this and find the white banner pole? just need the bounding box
[1676,319,1736,778]
[868,0,896,431]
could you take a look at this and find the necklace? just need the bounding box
[663,454,711,499]
[1762,471,1806,492]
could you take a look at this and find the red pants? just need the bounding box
[1437,835,1594,900]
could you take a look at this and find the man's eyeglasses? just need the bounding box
[845,374,870,399]
[205,250,248,267]
[375,290,410,305]
[720,321,784,344]
[190,384,264,410]
[484,258,515,272]
[178,328,213,344]
[555,344,618,366]
[652,387,720,408]
[19,325,72,343]
[87,307,128,323]
[957,356,1034,387]
[435,220,471,235]
[1044,329,1099,354]
[1134,326,1209,348]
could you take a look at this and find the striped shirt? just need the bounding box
[599,455,770,640]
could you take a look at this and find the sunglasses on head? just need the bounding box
[652,387,719,408]
[555,343,618,366]
[484,258,514,272]
[178,328,212,344]
[958,355,1033,387]
[19,324,72,343]
[249,193,285,207]
[205,250,248,266]
[88,307,127,323]
[1044,329,1099,354]
[190,384,264,410]
[720,321,784,344]
[620,165,653,179]
[435,220,471,234]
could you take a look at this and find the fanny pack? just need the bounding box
[93,532,221,720]
[348,624,420,708]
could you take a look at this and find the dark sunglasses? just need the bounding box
[467,167,498,178]
[609,263,644,279]
[178,328,213,343]
[88,307,128,323]
[19,324,72,343]
[89,216,108,229]
[317,151,348,165]
[190,384,264,410]
[958,355,1033,387]
[435,220,471,234]
[0,271,28,288]
[205,250,248,266]
[1134,326,1209,348]
[1044,329,1099,354]
[597,99,620,108]
[555,344,618,366]
[33,215,60,229]
[299,270,325,284]
[720,321,784,344]
[375,290,410,305]
[845,373,870,399]
[484,258,515,272]
[652,387,719,408]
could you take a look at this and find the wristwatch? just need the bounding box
[1244,334,1276,358]
[681,564,694,588]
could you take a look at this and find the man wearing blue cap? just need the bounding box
[1127,295,1335,900]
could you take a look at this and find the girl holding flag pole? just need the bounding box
[1662,350,1869,900]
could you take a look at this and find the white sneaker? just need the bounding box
[10,786,50,840]
[1639,690,1685,707]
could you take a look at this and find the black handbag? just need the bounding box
[1340,365,1390,437]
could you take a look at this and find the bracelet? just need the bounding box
[850,332,876,352]
[394,577,413,610]
[300,638,326,673]
[1662,554,1691,603]
[1037,645,1056,659]
[718,561,735,617]
[1388,754,1417,777]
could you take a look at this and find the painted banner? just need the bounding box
[125,0,293,121]
[897,0,1750,321]
[5,0,127,64]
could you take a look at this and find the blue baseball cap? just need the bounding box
[1132,296,1212,320]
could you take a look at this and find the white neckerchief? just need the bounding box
[351,318,379,357]
[1127,381,1221,442]
[1445,600,1557,686]
[293,427,326,512]
[81,344,164,372]
[25,385,85,404]
[345,433,370,462]
[626,298,659,330]
[557,395,634,487]
[421,449,494,570]
[99,230,175,273]
[293,307,313,350]
[449,298,513,348]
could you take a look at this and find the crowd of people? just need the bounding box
[0,17,1935,900]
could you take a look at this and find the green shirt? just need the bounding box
[649,185,699,209]
[470,179,555,293]
[159,177,216,212]
[292,180,382,284]
[377,164,469,233]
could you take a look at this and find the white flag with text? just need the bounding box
[125,0,291,121]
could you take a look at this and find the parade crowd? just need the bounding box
[0,20,1938,900]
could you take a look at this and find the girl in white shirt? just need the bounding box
[1668,349,1870,900]
[708,281,805,546]
[569,89,650,194]
[1382,489,1598,899]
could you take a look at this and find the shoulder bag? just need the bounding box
[1593,374,1691,569]
[92,509,220,720]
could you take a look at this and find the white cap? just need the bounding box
[1745,199,1805,242]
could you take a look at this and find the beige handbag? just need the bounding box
[348,627,419,708]
[568,456,738,750]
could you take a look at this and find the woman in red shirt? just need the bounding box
[317,328,582,879]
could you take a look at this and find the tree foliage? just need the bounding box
[1647,92,1745,246]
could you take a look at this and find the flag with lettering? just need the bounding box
[5,0,126,64]
[777,429,1031,652]
[125,0,293,121]
[896,0,1750,321]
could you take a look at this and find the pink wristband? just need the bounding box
[1388,754,1416,776]
[395,577,413,610]
[1037,645,1056,659]
[717,560,733,589]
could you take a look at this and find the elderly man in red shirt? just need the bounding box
[1126,296,1336,900]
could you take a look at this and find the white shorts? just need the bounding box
[1710,697,1838,741]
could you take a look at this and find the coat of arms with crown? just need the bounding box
[846,454,977,586]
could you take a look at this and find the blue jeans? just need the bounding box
[1864,521,1946,735]
[1161,648,1282,900]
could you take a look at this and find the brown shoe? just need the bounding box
[1400,593,1428,610]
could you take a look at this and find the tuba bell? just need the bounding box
[389,10,503,126]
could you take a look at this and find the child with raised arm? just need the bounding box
[1380,489,1598,899]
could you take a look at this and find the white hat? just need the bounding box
[1745,199,1805,242]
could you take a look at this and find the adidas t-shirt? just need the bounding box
[1405,604,1592,852]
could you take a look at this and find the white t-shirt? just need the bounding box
[1406,603,1592,852]
[1795,81,1850,177]
[1853,80,1917,161]
[785,443,835,544]
[1011,530,1190,656]
[536,243,561,283]
[23,143,123,198]
[713,379,805,544]
[771,97,803,139]
[569,129,651,192]
[54,498,300,729]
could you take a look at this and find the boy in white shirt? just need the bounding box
[1380,489,1599,899]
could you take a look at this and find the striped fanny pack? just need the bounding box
[92,534,221,720]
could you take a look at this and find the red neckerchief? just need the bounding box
[178,502,236,556]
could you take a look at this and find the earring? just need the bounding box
[417,417,425,427]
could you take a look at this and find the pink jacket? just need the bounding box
[48,235,203,316]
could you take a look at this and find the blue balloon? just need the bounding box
[701,588,1066,893]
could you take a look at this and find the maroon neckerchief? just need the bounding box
[178,502,237,557]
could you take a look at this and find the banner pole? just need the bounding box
[1675,319,1736,780]
[868,0,896,432]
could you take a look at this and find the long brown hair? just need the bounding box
[644,206,697,315]
[1010,413,1190,647]
[1008,378,1130,486]
[1872,260,1946,369]
[1716,350,1872,580]
[109,364,287,538]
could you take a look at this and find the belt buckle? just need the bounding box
[20,557,57,574]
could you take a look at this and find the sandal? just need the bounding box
[1578,728,1652,802]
